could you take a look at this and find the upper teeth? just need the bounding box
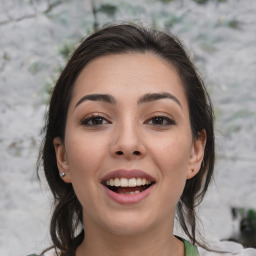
[105,178,151,187]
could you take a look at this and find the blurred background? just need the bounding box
[0,0,255,255]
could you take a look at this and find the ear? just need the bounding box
[53,137,71,183]
[187,129,207,179]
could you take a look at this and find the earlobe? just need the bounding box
[53,137,71,183]
[187,129,207,179]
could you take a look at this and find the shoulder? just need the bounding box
[198,240,256,256]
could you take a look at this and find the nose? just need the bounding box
[110,122,146,160]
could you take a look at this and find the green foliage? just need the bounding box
[200,42,216,53]
[218,15,241,29]
[119,3,144,17]
[247,209,256,221]
[156,0,174,3]
[230,207,256,248]
[42,39,78,103]
[3,52,10,60]
[42,75,56,103]
[193,0,227,4]
[213,107,223,119]
[47,10,69,25]
[193,0,208,4]
[164,13,183,28]
[28,61,45,75]
[58,40,77,61]
[240,208,256,248]
[98,3,117,17]
[226,19,240,29]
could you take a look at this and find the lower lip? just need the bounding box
[102,184,155,204]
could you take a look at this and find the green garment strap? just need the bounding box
[183,239,200,256]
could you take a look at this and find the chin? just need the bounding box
[98,210,156,236]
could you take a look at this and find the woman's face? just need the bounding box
[54,53,205,235]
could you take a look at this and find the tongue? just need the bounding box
[117,186,143,194]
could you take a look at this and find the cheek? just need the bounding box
[64,133,109,210]
[151,133,191,171]
[149,134,191,201]
[65,132,108,181]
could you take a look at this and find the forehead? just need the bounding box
[71,53,188,107]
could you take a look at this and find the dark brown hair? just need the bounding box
[38,23,215,255]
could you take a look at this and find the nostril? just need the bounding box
[114,150,141,156]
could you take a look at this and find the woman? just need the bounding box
[35,24,254,256]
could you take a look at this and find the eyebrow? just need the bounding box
[138,92,182,108]
[75,94,116,109]
[74,92,182,109]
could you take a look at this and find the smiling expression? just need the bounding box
[54,52,205,235]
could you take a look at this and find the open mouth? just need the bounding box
[103,178,155,195]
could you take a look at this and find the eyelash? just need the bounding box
[81,114,176,127]
[80,114,111,126]
[145,115,176,126]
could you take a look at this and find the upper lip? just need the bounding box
[101,169,155,183]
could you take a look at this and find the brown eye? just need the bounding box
[146,116,176,126]
[81,115,111,126]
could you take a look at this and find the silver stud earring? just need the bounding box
[60,172,66,178]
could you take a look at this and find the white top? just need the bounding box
[198,240,256,255]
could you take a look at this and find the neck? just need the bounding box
[76,218,184,256]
